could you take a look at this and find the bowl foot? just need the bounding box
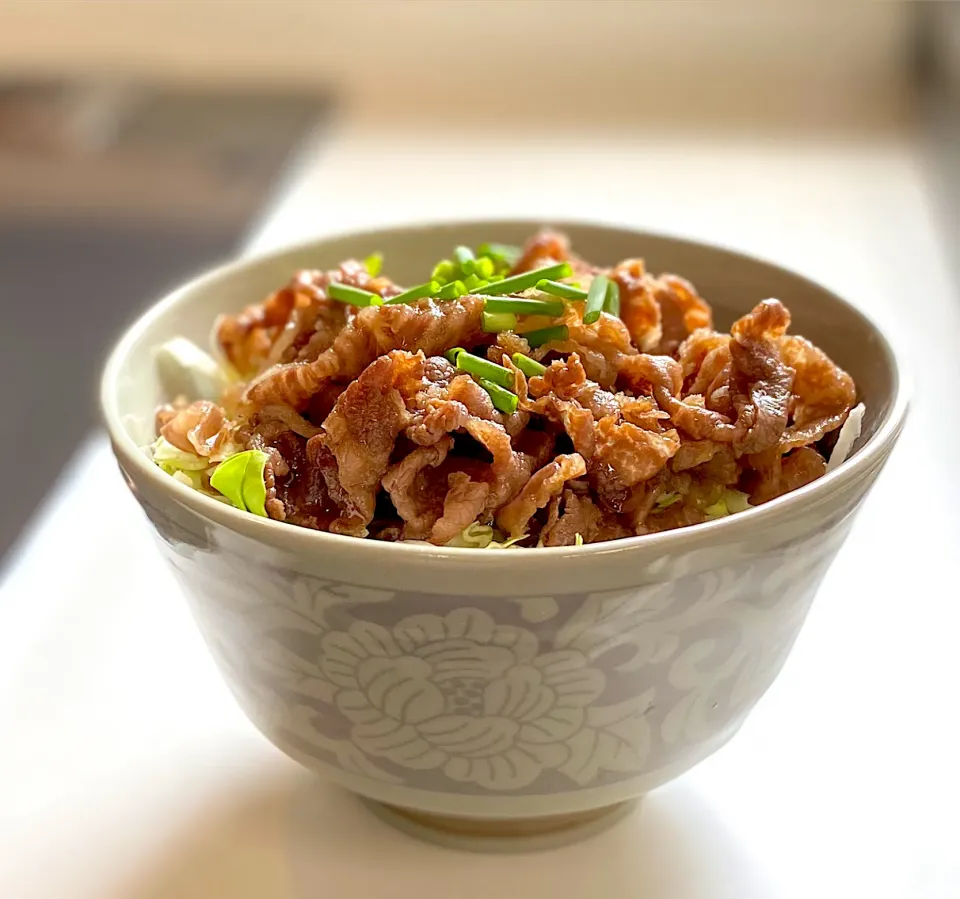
[361,798,639,852]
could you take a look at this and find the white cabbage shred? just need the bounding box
[826,402,866,472]
[155,337,231,402]
[444,522,525,549]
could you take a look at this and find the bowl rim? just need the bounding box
[101,216,910,563]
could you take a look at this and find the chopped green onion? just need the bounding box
[536,279,588,300]
[574,533,584,546]
[454,245,476,275]
[511,352,547,378]
[604,279,620,317]
[431,259,457,284]
[583,275,609,324]
[486,273,505,282]
[483,296,565,317]
[474,257,496,279]
[364,252,383,277]
[462,273,489,292]
[456,351,515,388]
[436,280,466,300]
[479,378,519,415]
[209,450,270,516]
[444,346,466,365]
[385,280,441,305]
[328,282,382,307]
[476,262,572,296]
[482,311,518,333]
[478,242,522,268]
[523,324,568,348]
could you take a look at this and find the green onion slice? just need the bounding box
[328,282,382,307]
[483,296,564,317]
[604,279,620,317]
[536,279,588,300]
[454,245,476,275]
[479,378,519,415]
[511,353,547,378]
[474,256,496,279]
[431,259,457,284]
[456,351,515,388]
[482,311,518,333]
[523,324,568,348]
[478,242,522,268]
[444,346,466,365]
[364,252,383,277]
[583,275,609,324]
[436,280,466,300]
[462,273,489,292]
[476,262,572,296]
[385,280,441,305]
[209,450,270,516]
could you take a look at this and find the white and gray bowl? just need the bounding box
[101,221,907,850]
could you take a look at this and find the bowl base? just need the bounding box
[361,797,639,853]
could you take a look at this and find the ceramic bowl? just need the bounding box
[101,220,906,850]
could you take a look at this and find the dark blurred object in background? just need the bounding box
[0,80,327,562]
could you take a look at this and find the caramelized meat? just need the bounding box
[243,296,486,411]
[319,351,418,536]
[497,454,587,537]
[154,231,859,546]
[159,400,229,456]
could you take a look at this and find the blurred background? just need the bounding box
[0,0,957,564]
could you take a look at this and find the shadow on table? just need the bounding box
[106,767,775,899]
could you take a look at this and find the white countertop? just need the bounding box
[2,122,959,898]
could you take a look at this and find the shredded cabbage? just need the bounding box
[826,402,865,472]
[155,337,230,402]
[151,438,269,516]
[172,469,204,490]
[574,533,584,546]
[724,489,751,514]
[151,437,209,473]
[208,450,270,517]
[704,489,751,520]
[703,500,728,519]
[444,522,525,549]
[655,492,681,510]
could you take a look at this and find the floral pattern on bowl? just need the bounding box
[151,509,852,799]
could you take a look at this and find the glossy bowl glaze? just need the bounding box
[101,221,907,850]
